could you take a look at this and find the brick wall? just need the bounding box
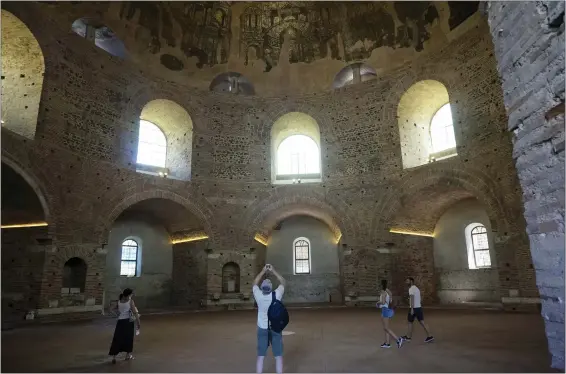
[171,241,209,309]
[0,2,542,329]
[1,227,48,323]
[487,1,565,370]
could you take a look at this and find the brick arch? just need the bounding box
[96,189,217,246]
[261,99,334,140]
[371,165,511,242]
[243,187,360,246]
[1,153,55,236]
[124,85,203,136]
[378,71,458,123]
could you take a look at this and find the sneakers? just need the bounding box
[396,337,404,348]
[380,343,391,349]
[401,335,411,341]
[424,336,434,343]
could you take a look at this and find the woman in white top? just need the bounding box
[376,280,404,349]
[108,288,140,363]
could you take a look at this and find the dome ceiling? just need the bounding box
[54,1,480,95]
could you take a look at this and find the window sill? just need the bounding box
[273,173,322,185]
[135,164,169,177]
[429,148,457,162]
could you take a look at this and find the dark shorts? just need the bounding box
[408,307,424,322]
[257,327,283,357]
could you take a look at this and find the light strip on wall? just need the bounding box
[254,234,268,246]
[335,233,342,244]
[171,235,209,244]
[1,222,48,229]
[389,229,434,238]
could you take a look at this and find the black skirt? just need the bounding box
[108,319,135,356]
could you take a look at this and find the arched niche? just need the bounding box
[209,72,255,95]
[333,62,377,89]
[137,99,193,181]
[71,18,127,58]
[433,198,500,304]
[222,262,241,293]
[1,10,45,140]
[62,257,87,294]
[271,112,322,184]
[265,215,340,304]
[105,197,208,309]
[397,80,457,169]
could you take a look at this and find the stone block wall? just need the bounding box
[487,1,565,369]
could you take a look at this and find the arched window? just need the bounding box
[271,112,322,184]
[138,99,193,180]
[1,10,45,140]
[120,239,139,276]
[222,262,241,293]
[465,223,491,269]
[397,80,457,169]
[62,257,87,294]
[430,103,456,153]
[332,63,377,89]
[209,72,255,95]
[71,18,127,58]
[136,120,167,168]
[293,237,311,274]
[277,135,320,176]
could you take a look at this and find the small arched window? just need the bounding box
[136,120,167,168]
[71,18,127,58]
[332,63,377,89]
[293,237,311,274]
[222,262,241,293]
[209,72,255,95]
[120,239,139,276]
[465,223,491,269]
[277,135,320,177]
[62,257,87,294]
[430,103,456,154]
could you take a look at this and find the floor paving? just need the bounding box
[1,307,553,372]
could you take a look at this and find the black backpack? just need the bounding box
[267,292,289,333]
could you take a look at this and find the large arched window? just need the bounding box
[465,223,491,269]
[120,239,139,276]
[397,80,458,169]
[62,257,87,294]
[293,237,311,274]
[430,103,456,153]
[271,112,322,184]
[222,262,241,293]
[1,10,45,140]
[137,100,194,180]
[277,135,320,176]
[136,120,167,168]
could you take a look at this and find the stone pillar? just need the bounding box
[487,2,565,370]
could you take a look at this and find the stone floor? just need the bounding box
[1,308,553,373]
